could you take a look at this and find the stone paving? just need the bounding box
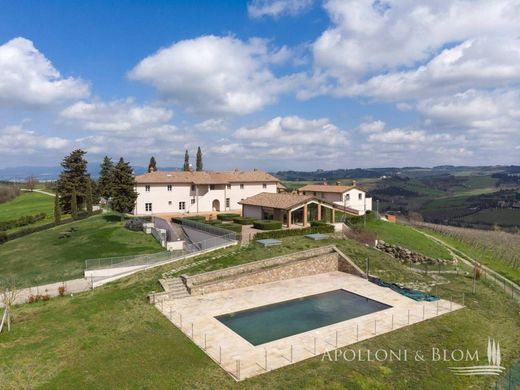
[155,271,463,381]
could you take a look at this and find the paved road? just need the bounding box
[20,189,55,197]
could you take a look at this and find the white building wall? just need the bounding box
[333,188,372,214]
[134,182,277,215]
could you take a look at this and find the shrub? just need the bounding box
[125,218,145,231]
[233,217,255,225]
[253,220,283,230]
[310,220,330,227]
[205,219,223,225]
[0,212,47,231]
[0,231,7,244]
[58,286,66,297]
[217,213,241,221]
[255,225,334,240]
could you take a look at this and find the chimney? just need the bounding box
[352,180,357,186]
[188,163,193,172]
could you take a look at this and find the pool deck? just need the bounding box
[154,271,463,381]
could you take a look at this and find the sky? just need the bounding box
[0,0,519,171]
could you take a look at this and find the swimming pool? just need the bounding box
[215,289,391,346]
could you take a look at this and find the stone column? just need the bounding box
[332,209,336,223]
[287,210,292,227]
[303,204,308,226]
[317,204,322,220]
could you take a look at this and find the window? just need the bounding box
[210,184,215,190]
[179,201,186,210]
[226,198,230,208]
[145,185,150,192]
[168,201,172,205]
[240,184,244,189]
[227,184,231,189]
[313,192,317,196]
[191,184,195,191]
[145,203,152,212]
[262,183,267,189]
[345,194,350,201]
[191,198,196,204]
[358,193,363,200]
[167,185,172,191]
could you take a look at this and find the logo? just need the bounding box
[449,338,505,376]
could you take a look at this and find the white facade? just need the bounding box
[134,182,278,215]
[301,188,372,215]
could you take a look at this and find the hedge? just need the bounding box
[233,217,255,225]
[253,220,283,230]
[255,224,334,240]
[0,209,103,244]
[172,215,206,224]
[310,220,331,227]
[217,213,241,221]
[205,219,223,225]
[0,212,47,231]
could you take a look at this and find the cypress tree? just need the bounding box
[111,158,138,220]
[86,178,93,215]
[71,187,78,220]
[56,149,89,213]
[98,156,114,199]
[183,150,190,171]
[148,156,157,173]
[196,147,203,171]
[54,193,61,224]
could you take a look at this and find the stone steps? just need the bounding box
[159,277,190,299]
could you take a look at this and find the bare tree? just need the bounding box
[0,277,20,334]
[25,175,38,192]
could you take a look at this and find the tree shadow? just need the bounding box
[103,214,122,223]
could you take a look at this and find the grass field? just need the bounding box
[457,208,520,227]
[364,219,452,260]
[0,191,54,222]
[1,235,518,389]
[0,214,164,287]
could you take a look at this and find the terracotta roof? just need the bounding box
[135,170,279,185]
[298,184,363,193]
[239,193,315,210]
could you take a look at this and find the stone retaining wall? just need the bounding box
[181,245,366,296]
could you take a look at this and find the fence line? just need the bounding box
[176,218,237,239]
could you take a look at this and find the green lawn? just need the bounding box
[0,214,164,287]
[364,219,452,260]
[1,236,518,389]
[0,191,54,221]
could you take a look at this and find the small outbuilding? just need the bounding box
[239,192,359,228]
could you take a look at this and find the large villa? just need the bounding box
[133,170,372,226]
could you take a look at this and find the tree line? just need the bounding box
[147,146,203,173]
[56,150,137,221]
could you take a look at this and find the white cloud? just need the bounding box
[359,120,385,134]
[417,89,520,133]
[248,0,313,18]
[0,124,70,155]
[60,99,173,132]
[0,37,89,107]
[192,118,228,132]
[234,115,349,146]
[129,35,298,115]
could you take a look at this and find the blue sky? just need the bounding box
[0,0,518,171]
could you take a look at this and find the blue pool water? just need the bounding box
[215,289,391,346]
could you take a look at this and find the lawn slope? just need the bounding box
[0,236,518,389]
[0,214,164,287]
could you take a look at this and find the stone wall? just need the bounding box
[181,245,367,296]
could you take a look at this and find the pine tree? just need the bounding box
[98,156,114,199]
[183,150,190,171]
[196,146,203,171]
[85,178,93,215]
[71,187,78,220]
[148,156,157,173]
[111,158,138,220]
[56,149,89,213]
[54,194,61,224]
